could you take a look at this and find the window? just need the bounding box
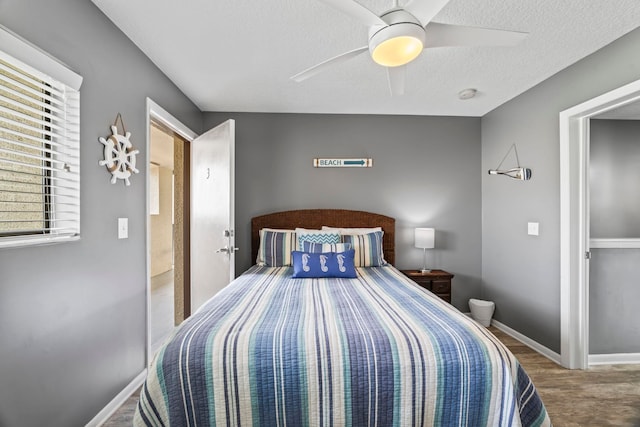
[0,26,81,248]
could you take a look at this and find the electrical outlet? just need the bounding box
[527,222,539,236]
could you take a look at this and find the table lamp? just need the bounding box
[415,228,435,273]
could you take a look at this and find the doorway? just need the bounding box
[587,117,640,365]
[560,78,640,369]
[146,99,197,362]
[149,123,190,351]
[145,99,236,364]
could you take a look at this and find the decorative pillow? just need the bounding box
[292,249,357,278]
[256,228,297,266]
[321,226,382,234]
[341,231,387,267]
[302,241,351,253]
[295,228,341,250]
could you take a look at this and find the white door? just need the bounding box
[190,119,236,312]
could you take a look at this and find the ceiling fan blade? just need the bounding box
[291,46,368,82]
[316,0,386,26]
[424,22,528,48]
[387,66,406,96]
[404,0,450,25]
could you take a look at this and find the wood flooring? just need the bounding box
[491,327,640,427]
[103,326,640,426]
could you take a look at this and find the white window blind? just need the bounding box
[0,26,81,248]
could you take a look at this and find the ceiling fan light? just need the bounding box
[372,36,423,67]
[369,22,426,67]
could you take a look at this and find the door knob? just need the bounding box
[216,247,239,254]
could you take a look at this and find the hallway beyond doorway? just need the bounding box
[150,269,175,351]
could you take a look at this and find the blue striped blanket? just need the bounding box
[135,266,551,426]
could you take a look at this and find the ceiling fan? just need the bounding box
[291,0,527,96]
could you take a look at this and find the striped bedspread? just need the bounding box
[135,266,551,426]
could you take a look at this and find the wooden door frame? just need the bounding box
[145,98,197,365]
[173,133,191,322]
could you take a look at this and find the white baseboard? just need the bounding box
[491,319,562,365]
[86,369,146,427]
[589,353,640,366]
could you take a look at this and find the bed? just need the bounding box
[135,209,550,426]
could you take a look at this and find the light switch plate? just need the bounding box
[118,217,128,239]
[527,222,539,236]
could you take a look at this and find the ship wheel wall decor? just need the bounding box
[99,115,139,186]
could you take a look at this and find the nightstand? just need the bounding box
[401,269,454,303]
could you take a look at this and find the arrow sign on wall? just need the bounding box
[313,158,373,168]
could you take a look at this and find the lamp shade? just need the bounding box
[414,228,435,249]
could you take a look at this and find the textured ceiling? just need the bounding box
[92,0,640,117]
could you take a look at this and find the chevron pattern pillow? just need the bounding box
[295,228,340,251]
[302,241,351,253]
[341,231,387,267]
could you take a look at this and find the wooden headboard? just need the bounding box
[251,209,395,265]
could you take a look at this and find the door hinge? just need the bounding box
[585,251,591,259]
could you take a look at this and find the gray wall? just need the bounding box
[0,1,202,426]
[203,112,482,310]
[481,27,640,352]
[590,119,640,238]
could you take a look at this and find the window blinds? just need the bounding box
[0,27,81,248]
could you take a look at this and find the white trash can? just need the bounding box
[469,298,495,327]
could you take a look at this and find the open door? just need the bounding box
[190,119,236,312]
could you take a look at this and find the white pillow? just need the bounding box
[295,227,337,236]
[321,226,382,235]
